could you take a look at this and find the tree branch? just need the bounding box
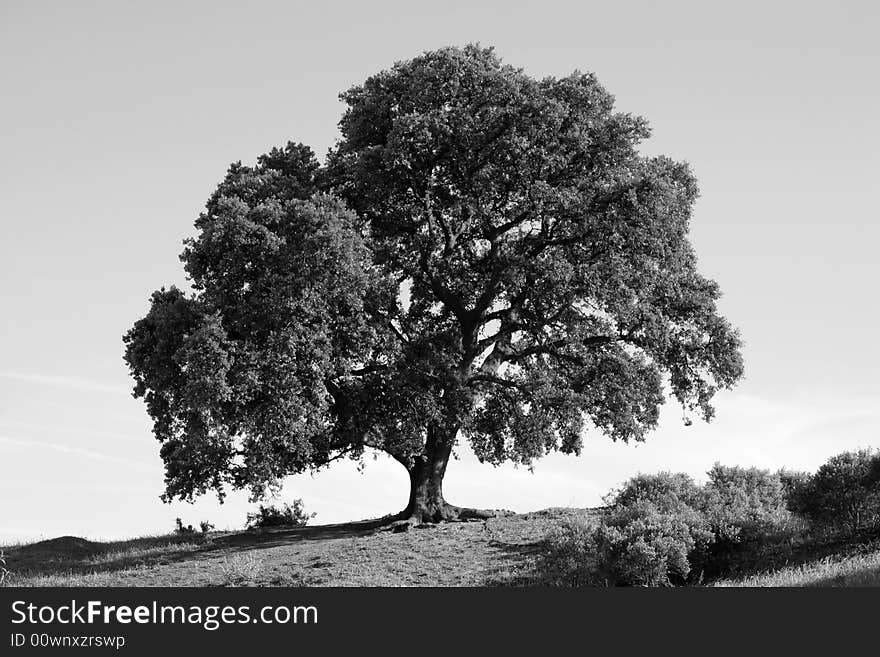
[466,374,531,390]
[387,321,410,345]
[500,335,617,365]
[349,364,388,376]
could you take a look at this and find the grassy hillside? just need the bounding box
[715,549,880,587]
[1,509,594,587]
[3,507,879,587]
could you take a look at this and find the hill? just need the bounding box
[1,509,592,587]
[2,507,879,587]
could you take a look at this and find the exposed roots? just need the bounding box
[385,504,515,532]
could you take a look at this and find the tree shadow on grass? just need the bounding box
[481,537,565,586]
[704,531,880,586]
[4,534,205,579]
[3,516,397,582]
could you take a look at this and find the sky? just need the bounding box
[1,0,878,542]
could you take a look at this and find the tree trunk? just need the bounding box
[404,435,454,523]
[390,424,505,529]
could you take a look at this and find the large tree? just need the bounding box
[124,45,743,525]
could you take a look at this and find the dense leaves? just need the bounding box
[125,45,743,504]
[701,464,791,541]
[329,45,742,464]
[788,449,880,535]
[546,465,802,586]
[125,147,398,500]
[542,451,880,586]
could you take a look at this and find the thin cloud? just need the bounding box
[0,371,128,395]
[0,435,154,473]
[15,481,158,495]
[0,419,146,444]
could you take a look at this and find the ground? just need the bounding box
[2,508,879,587]
[0,509,593,587]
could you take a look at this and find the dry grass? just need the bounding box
[218,553,265,586]
[0,533,207,587]
[85,541,202,566]
[0,550,11,585]
[5,508,877,588]
[2,508,594,587]
[714,549,880,587]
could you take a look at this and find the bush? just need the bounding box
[541,516,601,586]
[246,499,315,529]
[175,518,214,535]
[690,464,803,577]
[700,464,791,542]
[591,500,713,586]
[218,553,264,586]
[540,453,880,586]
[777,468,811,502]
[542,465,810,586]
[174,518,197,535]
[789,449,880,536]
[609,471,704,511]
[542,473,713,586]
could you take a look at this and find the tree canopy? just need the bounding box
[124,45,743,522]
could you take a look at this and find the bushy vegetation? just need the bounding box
[539,516,599,586]
[692,464,804,577]
[715,546,880,587]
[608,471,704,510]
[592,499,714,586]
[174,518,214,536]
[245,499,315,529]
[543,448,880,586]
[218,553,265,586]
[787,448,880,536]
[701,464,790,540]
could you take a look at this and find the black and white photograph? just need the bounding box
[1,0,879,649]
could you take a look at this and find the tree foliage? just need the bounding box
[124,150,397,500]
[788,449,880,535]
[124,45,743,513]
[701,464,790,541]
[542,463,810,586]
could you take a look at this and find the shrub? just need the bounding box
[700,464,790,542]
[777,469,811,508]
[246,499,315,529]
[540,516,601,586]
[174,519,214,535]
[591,500,714,586]
[174,518,197,535]
[218,553,264,586]
[790,449,880,536]
[541,465,812,586]
[609,471,703,512]
[690,464,803,577]
[542,476,713,587]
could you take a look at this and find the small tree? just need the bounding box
[777,468,811,504]
[791,449,880,536]
[700,464,789,541]
[609,471,704,511]
[246,499,315,529]
[124,45,743,525]
[592,499,713,586]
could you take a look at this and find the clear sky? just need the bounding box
[2,1,878,542]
